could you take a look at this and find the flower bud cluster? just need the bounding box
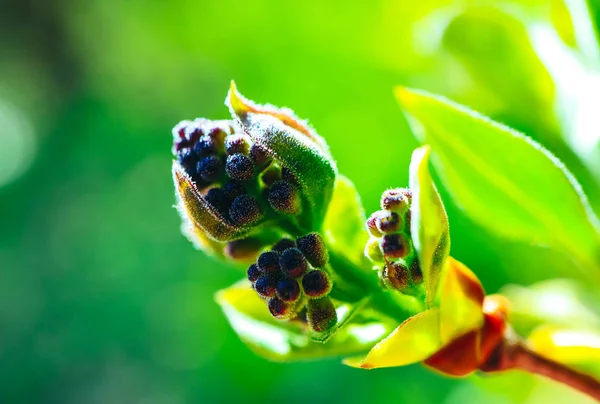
[364,188,422,292]
[246,233,337,332]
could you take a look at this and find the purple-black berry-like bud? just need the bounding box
[296,233,328,268]
[223,181,245,200]
[268,180,302,215]
[225,238,261,261]
[307,297,337,332]
[193,138,217,157]
[247,263,261,283]
[279,248,308,278]
[302,270,331,298]
[255,275,277,298]
[196,156,223,183]
[204,187,230,215]
[225,153,255,181]
[281,166,300,186]
[229,194,263,226]
[250,144,271,169]
[377,211,401,234]
[268,297,291,319]
[381,233,409,259]
[225,134,250,155]
[257,251,281,273]
[381,261,409,291]
[276,278,301,302]
[271,238,296,253]
[381,188,411,212]
[366,213,383,238]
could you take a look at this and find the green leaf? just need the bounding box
[322,175,370,267]
[215,281,393,361]
[409,146,450,306]
[396,87,600,277]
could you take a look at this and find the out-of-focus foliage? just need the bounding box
[2,0,600,403]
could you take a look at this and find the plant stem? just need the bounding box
[481,329,600,401]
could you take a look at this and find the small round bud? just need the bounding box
[229,195,263,226]
[193,137,217,157]
[364,238,384,263]
[223,181,245,200]
[204,187,230,215]
[250,144,271,169]
[268,297,292,319]
[196,156,223,183]
[268,181,302,215]
[261,166,281,187]
[225,238,261,261]
[279,248,308,278]
[296,233,328,268]
[381,233,409,259]
[281,166,300,186]
[381,188,411,212]
[247,264,261,283]
[307,297,337,332]
[276,278,301,302]
[177,148,198,173]
[206,126,227,149]
[225,134,250,155]
[302,270,332,298]
[366,213,383,238]
[255,275,277,298]
[257,251,281,273]
[377,211,401,234]
[382,261,409,291]
[271,238,296,253]
[225,153,255,181]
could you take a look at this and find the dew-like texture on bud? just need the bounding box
[279,248,308,278]
[268,180,302,215]
[193,138,217,157]
[226,153,255,181]
[281,166,300,186]
[302,270,331,298]
[268,297,291,319]
[296,233,328,268]
[223,181,245,200]
[276,278,301,302]
[229,195,263,226]
[380,188,410,212]
[204,187,230,215]
[382,261,410,291]
[382,233,409,259]
[225,238,261,261]
[196,156,223,183]
[225,134,250,155]
[257,251,281,273]
[247,263,261,282]
[377,211,401,234]
[366,213,383,238]
[307,297,337,332]
[271,238,296,253]
[365,238,384,263]
[255,276,277,298]
[250,144,271,168]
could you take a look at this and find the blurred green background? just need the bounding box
[2,0,600,403]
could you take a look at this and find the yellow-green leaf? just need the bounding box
[528,326,600,369]
[409,145,450,306]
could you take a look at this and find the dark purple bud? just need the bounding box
[226,153,255,181]
[276,278,301,302]
[271,238,296,253]
[204,187,230,215]
[280,248,308,278]
[377,211,401,234]
[223,181,245,200]
[225,238,262,261]
[196,156,223,183]
[307,297,337,332]
[255,275,277,298]
[268,297,291,319]
[296,233,328,268]
[381,233,409,259]
[247,263,261,283]
[229,195,263,226]
[281,166,300,186]
[382,261,409,291]
[250,144,271,169]
[268,180,302,215]
[302,270,331,298]
[177,148,197,173]
[193,137,217,157]
[366,213,383,238]
[381,188,411,211]
[225,134,251,155]
[257,251,281,273]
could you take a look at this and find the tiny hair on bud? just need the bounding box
[279,248,308,278]
[225,153,255,181]
[302,270,332,298]
[225,134,250,155]
[296,233,328,267]
[257,251,281,273]
[268,180,302,215]
[381,233,409,259]
[229,195,263,226]
[307,297,337,332]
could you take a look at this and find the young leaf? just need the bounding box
[396,87,600,277]
[409,145,450,306]
[215,281,392,361]
[322,175,370,267]
[527,326,600,371]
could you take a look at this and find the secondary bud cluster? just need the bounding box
[246,233,337,332]
[173,119,305,231]
[364,188,422,292]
